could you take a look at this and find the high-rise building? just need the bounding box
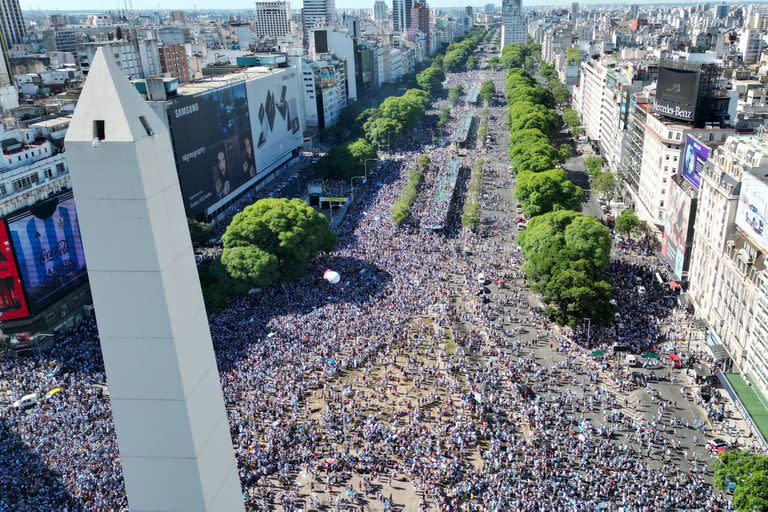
[374,0,388,22]
[484,3,494,14]
[159,43,190,83]
[570,2,579,21]
[0,0,25,47]
[169,10,186,23]
[411,2,430,47]
[392,0,413,33]
[501,0,526,46]
[715,3,729,19]
[302,0,336,46]
[255,1,292,39]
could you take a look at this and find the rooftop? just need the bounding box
[175,66,291,97]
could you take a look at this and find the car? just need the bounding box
[668,354,683,368]
[517,222,526,230]
[515,215,525,223]
[12,392,38,409]
[708,438,730,455]
[516,207,523,214]
[625,355,639,367]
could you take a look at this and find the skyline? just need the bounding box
[18,0,732,13]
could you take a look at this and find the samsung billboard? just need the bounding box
[168,70,303,218]
[169,82,256,217]
[681,135,710,189]
[5,191,88,315]
[736,172,768,253]
[655,66,700,123]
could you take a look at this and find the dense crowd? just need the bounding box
[0,54,734,512]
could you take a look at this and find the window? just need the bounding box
[93,120,105,141]
[44,168,52,178]
[56,162,65,174]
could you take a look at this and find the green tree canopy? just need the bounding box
[592,171,619,201]
[316,138,376,180]
[585,155,603,177]
[448,85,464,104]
[221,198,337,288]
[515,169,584,218]
[714,451,768,512]
[364,117,402,148]
[187,218,212,246]
[615,208,644,239]
[416,65,446,93]
[479,81,496,103]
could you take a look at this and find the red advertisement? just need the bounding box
[0,221,30,321]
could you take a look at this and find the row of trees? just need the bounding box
[461,158,484,228]
[479,81,496,104]
[443,28,486,72]
[392,155,429,225]
[315,137,377,180]
[502,45,614,327]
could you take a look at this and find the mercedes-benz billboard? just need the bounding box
[655,66,700,123]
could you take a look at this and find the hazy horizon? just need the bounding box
[19,0,732,13]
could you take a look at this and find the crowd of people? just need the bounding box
[0,46,735,512]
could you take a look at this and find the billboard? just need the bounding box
[6,191,88,314]
[655,66,699,122]
[681,135,710,189]
[245,70,302,179]
[736,172,768,252]
[169,82,256,216]
[0,222,30,321]
[662,184,694,280]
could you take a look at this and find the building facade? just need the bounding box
[159,44,190,83]
[0,0,25,47]
[501,0,526,46]
[688,134,768,398]
[302,0,336,45]
[254,1,292,39]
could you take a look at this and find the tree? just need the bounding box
[187,218,212,246]
[592,171,618,201]
[466,56,479,71]
[517,210,614,327]
[615,208,642,239]
[515,169,584,218]
[416,65,445,93]
[448,85,464,104]
[585,156,603,177]
[550,81,570,104]
[479,81,496,104]
[562,108,580,130]
[558,144,572,162]
[714,451,768,512]
[221,198,337,288]
[364,117,402,148]
[316,138,376,180]
[417,154,431,170]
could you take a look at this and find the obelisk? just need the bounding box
[64,48,244,512]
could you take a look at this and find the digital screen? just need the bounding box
[681,135,710,190]
[662,184,693,280]
[169,83,256,217]
[0,221,30,321]
[655,66,699,122]
[6,191,88,314]
[736,172,768,252]
[245,72,302,179]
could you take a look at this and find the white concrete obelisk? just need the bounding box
[64,48,244,512]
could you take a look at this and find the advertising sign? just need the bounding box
[736,172,768,252]
[245,71,302,178]
[0,221,30,321]
[6,191,88,314]
[681,135,710,189]
[655,66,699,122]
[169,82,256,216]
[662,184,693,279]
